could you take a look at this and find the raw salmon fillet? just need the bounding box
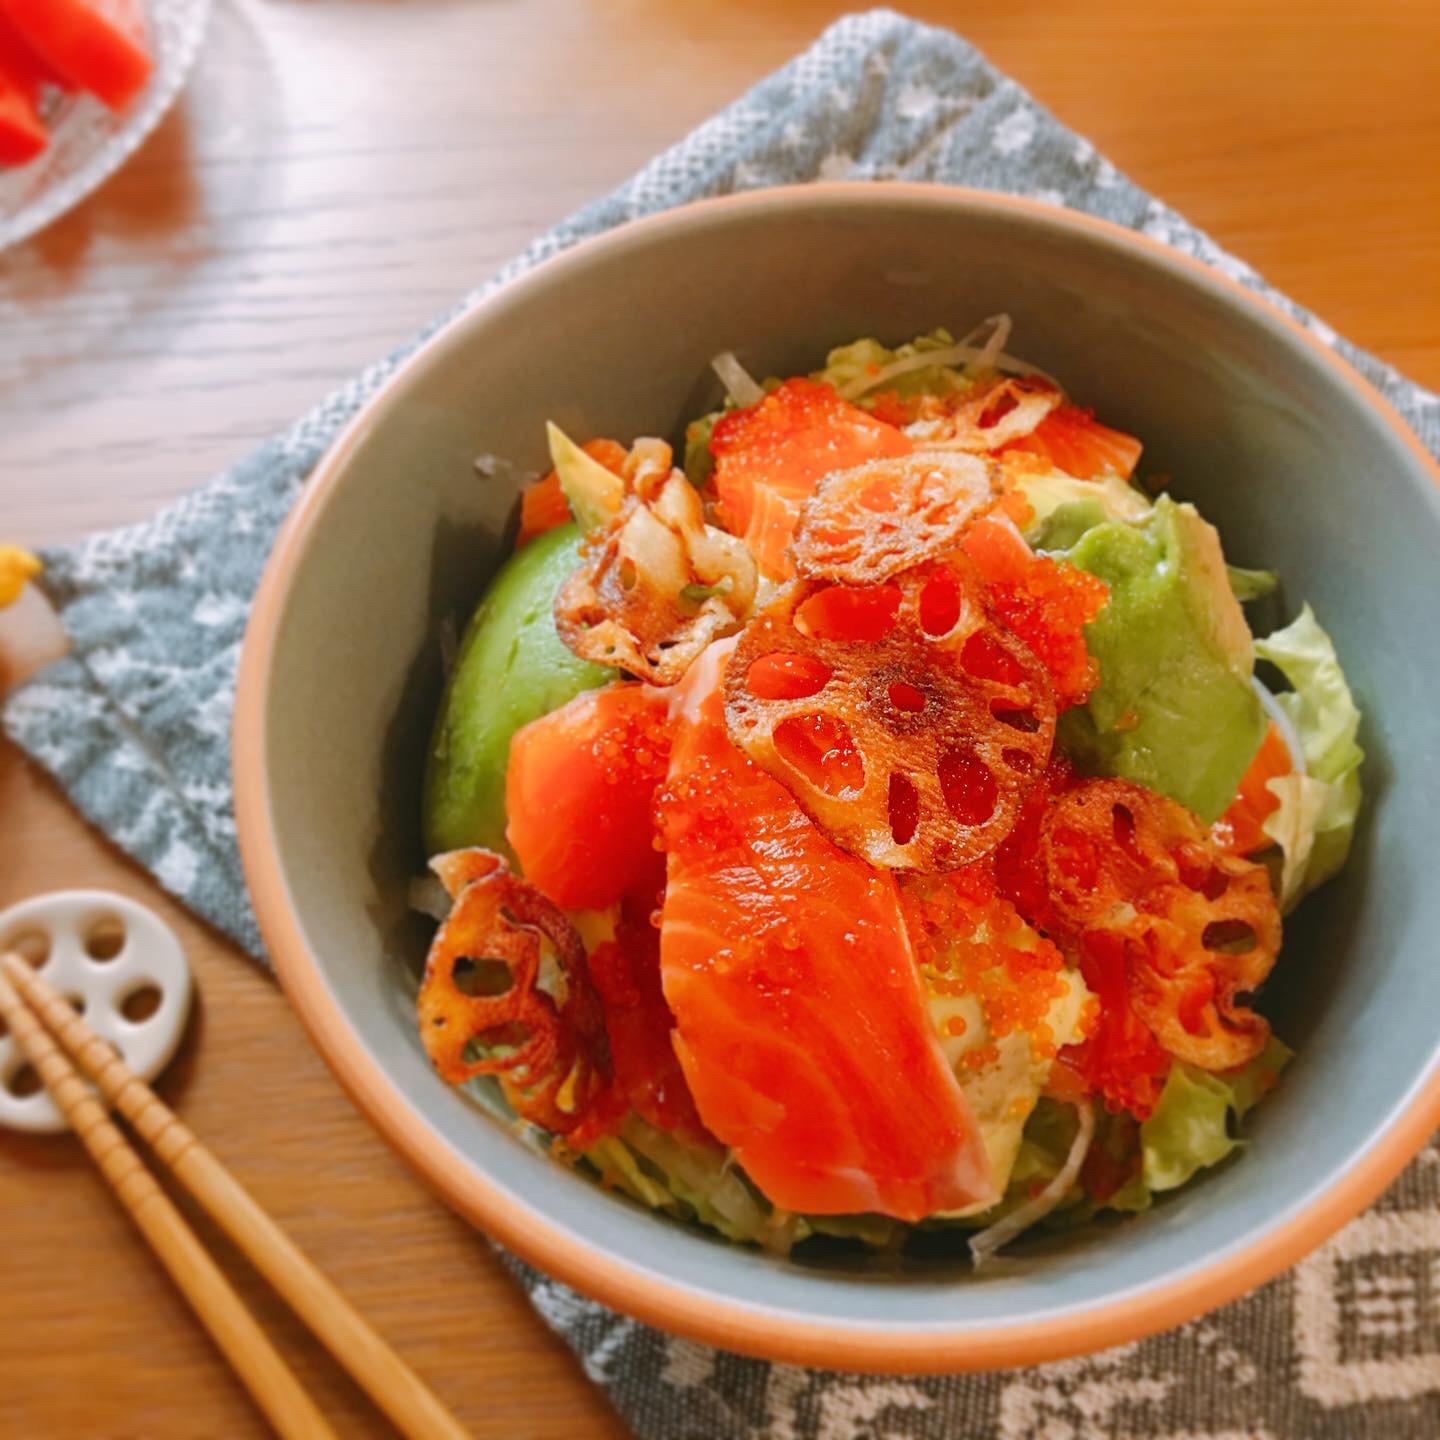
[709,379,912,581]
[656,640,992,1220]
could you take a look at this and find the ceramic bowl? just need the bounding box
[234,184,1440,1371]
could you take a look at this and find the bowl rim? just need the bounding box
[233,181,1440,1372]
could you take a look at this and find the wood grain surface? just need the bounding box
[1,1,1437,1435]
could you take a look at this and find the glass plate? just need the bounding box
[0,0,212,252]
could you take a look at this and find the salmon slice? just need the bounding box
[1003,405,1142,479]
[655,640,992,1220]
[1214,721,1291,854]
[709,379,912,581]
[506,682,670,911]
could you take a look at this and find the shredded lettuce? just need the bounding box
[684,409,722,486]
[588,1116,906,1253]
[805,1213,902,1249]
[813,329,978,404]
[585,1116,783,1247]
[1059,496,1268,821]
[1254,607,1364,910]
[1022,472,1154,548]
[594,1037,1291,1251]
[1227,564,1280,602]
[1141,1038,1293,1192]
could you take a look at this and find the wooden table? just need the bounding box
[1,1,1436,1434]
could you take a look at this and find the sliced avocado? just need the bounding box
[1058,495,1267,822]
[423,523,610,855]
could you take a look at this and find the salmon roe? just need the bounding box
[901,866,1071,1066]
[964,515,1109,710]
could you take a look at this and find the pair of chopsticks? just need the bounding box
[0,953,470,1440]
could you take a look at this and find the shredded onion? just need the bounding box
[408,875,452,923]
[836,316,1062,402]
[1253,677,1306,777]
[968,313,1013,375]
[968,1101,1096,1267]
[712,351,765,409]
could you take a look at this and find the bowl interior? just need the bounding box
[252,187,1440,1354]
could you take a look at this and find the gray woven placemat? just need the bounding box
[7,10,1439,1437]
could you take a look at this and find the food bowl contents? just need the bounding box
[416,317,1364,1262]
[0,0,153,167]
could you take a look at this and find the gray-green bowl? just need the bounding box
[234,184,1440,1371]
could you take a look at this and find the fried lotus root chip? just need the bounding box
[903,376,1063,452]
[417,848,610,1133]
[724,561,1057,871]
[556,438,758,686]
[790,450,1002,586]
[1127,878,1281,1071]
[1040,780,1282,1070]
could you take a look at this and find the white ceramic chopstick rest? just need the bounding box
[0,891,193,1134]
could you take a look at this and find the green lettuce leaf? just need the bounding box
[1227,564,1279,602]
[1059,496,1268,821]
[1141,1038,1293,1192]
[1141,1067,1237,1191]
[1254,607,1364,909]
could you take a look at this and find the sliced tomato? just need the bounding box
[656,641,991,1220]
[1214,721,1291,854]
[0,0,151,111]
[1003,404,1142,480]
[0,12,52,165]
[505,682,671,911]
[709,378,912,581]
[963,514,1109,710]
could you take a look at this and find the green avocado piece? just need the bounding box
[423,523,611,855]
[1058,496,1267,822]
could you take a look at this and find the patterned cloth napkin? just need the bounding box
[8,10,1440,1437]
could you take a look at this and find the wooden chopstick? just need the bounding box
[0,961,339,1440]
[0,953,471,1440]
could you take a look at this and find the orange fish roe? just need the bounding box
[866,389,919,428]
[963,514,1109,710]
[1060,929,1172,1119]
[961,1044,1001,1072]
[901,866,1071,1066]
[581,886,708,1144]
[708,378,911,579]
